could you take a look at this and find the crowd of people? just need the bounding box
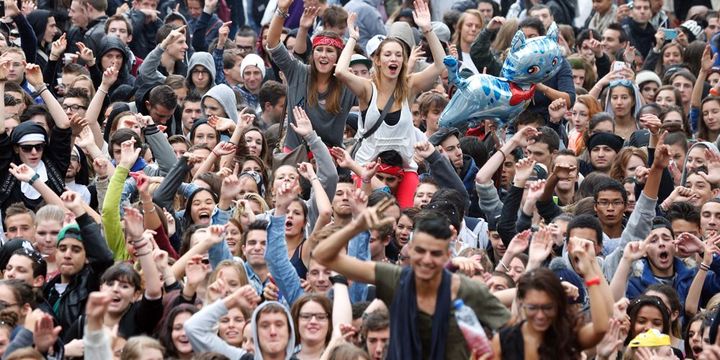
[0,0,720,358]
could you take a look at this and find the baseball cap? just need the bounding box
[366,35,386,57]
[428,127,460,146]
[350,54,372,69]
[628,329,671,348]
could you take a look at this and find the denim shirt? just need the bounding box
[265,215,304,305]
[347,231,371,303]
[244,262,270,296]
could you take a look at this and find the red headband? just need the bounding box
[377,163,404,178]
[312,35,344,50]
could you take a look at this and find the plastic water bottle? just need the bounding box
[454,299,493,358]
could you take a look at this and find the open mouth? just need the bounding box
[110,296,122,305]
[198,211,211,223]
[659,251,670,262]
[225,330,240,338]
[388,64,399,73]
[285,220,294,228]
[693,346,703,355]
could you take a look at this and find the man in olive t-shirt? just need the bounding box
[314,199,510,359]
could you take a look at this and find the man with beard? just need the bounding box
[64,147,91,204]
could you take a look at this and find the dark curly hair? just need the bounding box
[517,268,580,360]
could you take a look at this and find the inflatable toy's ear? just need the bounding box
[510,29,526,53]
[547,22,559,42]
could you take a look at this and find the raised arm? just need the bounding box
[407,0,446,95]
[124,208,163,299]
[685,238,714,317]
[8,163,67,209]
[574,238,612,349]
[102,139,140,261]
[334,13,372,103]
[609,241,645,301]
[298,162,332,230]
[293,6,318,57]
[267,0,293,49]
[86,67,117,149]
[314,199,396,284]
[693,45,715,109]
[25,64,70,129]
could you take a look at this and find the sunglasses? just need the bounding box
[19,144,45,153]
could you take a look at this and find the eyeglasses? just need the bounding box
[61,104,87,112]
[0,301,19,309]
[19,143,45,153]
[522,303,556,315]
[298,312,329,321]
[595,200,625,208]
[192,69,210,75]
[237,45,254,52]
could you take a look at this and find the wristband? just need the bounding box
[496,148,507,161]
[309,176,319,182]
[584,277,601,287]
[700,263,711,272]
[27,173,40,186]
[275,8,289,18]
[499,260,510,272]
[329,274,348,286]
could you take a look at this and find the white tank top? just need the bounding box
[354,83,419,170]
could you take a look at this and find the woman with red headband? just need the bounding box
[334,0,446,208]
[266,0,357,151]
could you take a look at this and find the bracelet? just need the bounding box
[27,173,40,186]
[422,27,432,34]
[349,36,359,42]
[499,260,510,272]
[496,148,507,161]
[329,274,348,286]
[135,251,152,257]
[362,177,371,184]
[309,176,319,182]
[700,263,711,272]
[97,88,108,95]
[585,277,601,287]
[275,8,289,18]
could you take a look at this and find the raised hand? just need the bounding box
[101,65,119,87]
[212,141,238,157]
[596,318,624,358]
[0,57,11,82]
[84,292,111,331]
[673,232,705,258]
[9,163,38,183]
[118,138,141,168]
[24,63,44,88]
[221,174,242,200]
[698,149,720,186]
[204,0,218,12]
[93,157,114,179]
[185,255,210,288]
[510,126,539,148]
[330,147,356,169]
[297,162,317,180]
[348,188,368,219]
[486,16,505,31]
[639,113,661,135]
[585,31,603,58]
[411,0,432,32]
[553,162,577,181]
[300,6,319,29]
[263,280,280,301]
[513,158,536,186]
[226,285,261,310]
[548,98,567,123]
[507,229,531,256]
[360,161,378,184]
[274,177,298,212]
[702,45,719,73]
[291,106,314,138]
[570,240,597,279]
[207,275,229,302]
[623,43,637,65]
[208,114,236,132]
[60,191,85,215]
[75,125,95,150]
[358,197,397,231]
[69,113,88,137]
[161,26,187,50]
[414,141,435,160]
[528,227,553,267]
[408,45,426,70]
[164,209,176,237]
[450,256,482,277]
[217,21,232,47]
[50,33,67,60]
[622,241,646,262]
[75,42,95,66]
[123,207,145,241]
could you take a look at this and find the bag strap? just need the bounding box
[360,93,395,140]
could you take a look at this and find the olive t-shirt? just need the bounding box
[375,262,511,359]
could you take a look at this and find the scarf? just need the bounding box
[589,5,617,34]
[388,266,452,360]
[21,161,48,200]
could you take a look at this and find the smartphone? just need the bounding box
[627,1,634,8]
[614,61,626,71]
[663,28,678,40]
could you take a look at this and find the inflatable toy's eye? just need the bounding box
[552,57,558,66]
[527,65,540,74]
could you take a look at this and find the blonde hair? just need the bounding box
[69,75,97,98]
[35,204,65,225]
[121,336,165,360]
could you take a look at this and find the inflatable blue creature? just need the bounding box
[439,23,563,128]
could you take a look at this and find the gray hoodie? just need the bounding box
[188,51,217,87]
[681,141,720,185]
[202,84,239,123]
[249,301,296,360]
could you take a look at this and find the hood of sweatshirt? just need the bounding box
[27,10,51,47]
[250,301,296,360]
[681,141,720,185]
[202,84,239,123]
[188,51,217,89]
[98,36,132,77]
